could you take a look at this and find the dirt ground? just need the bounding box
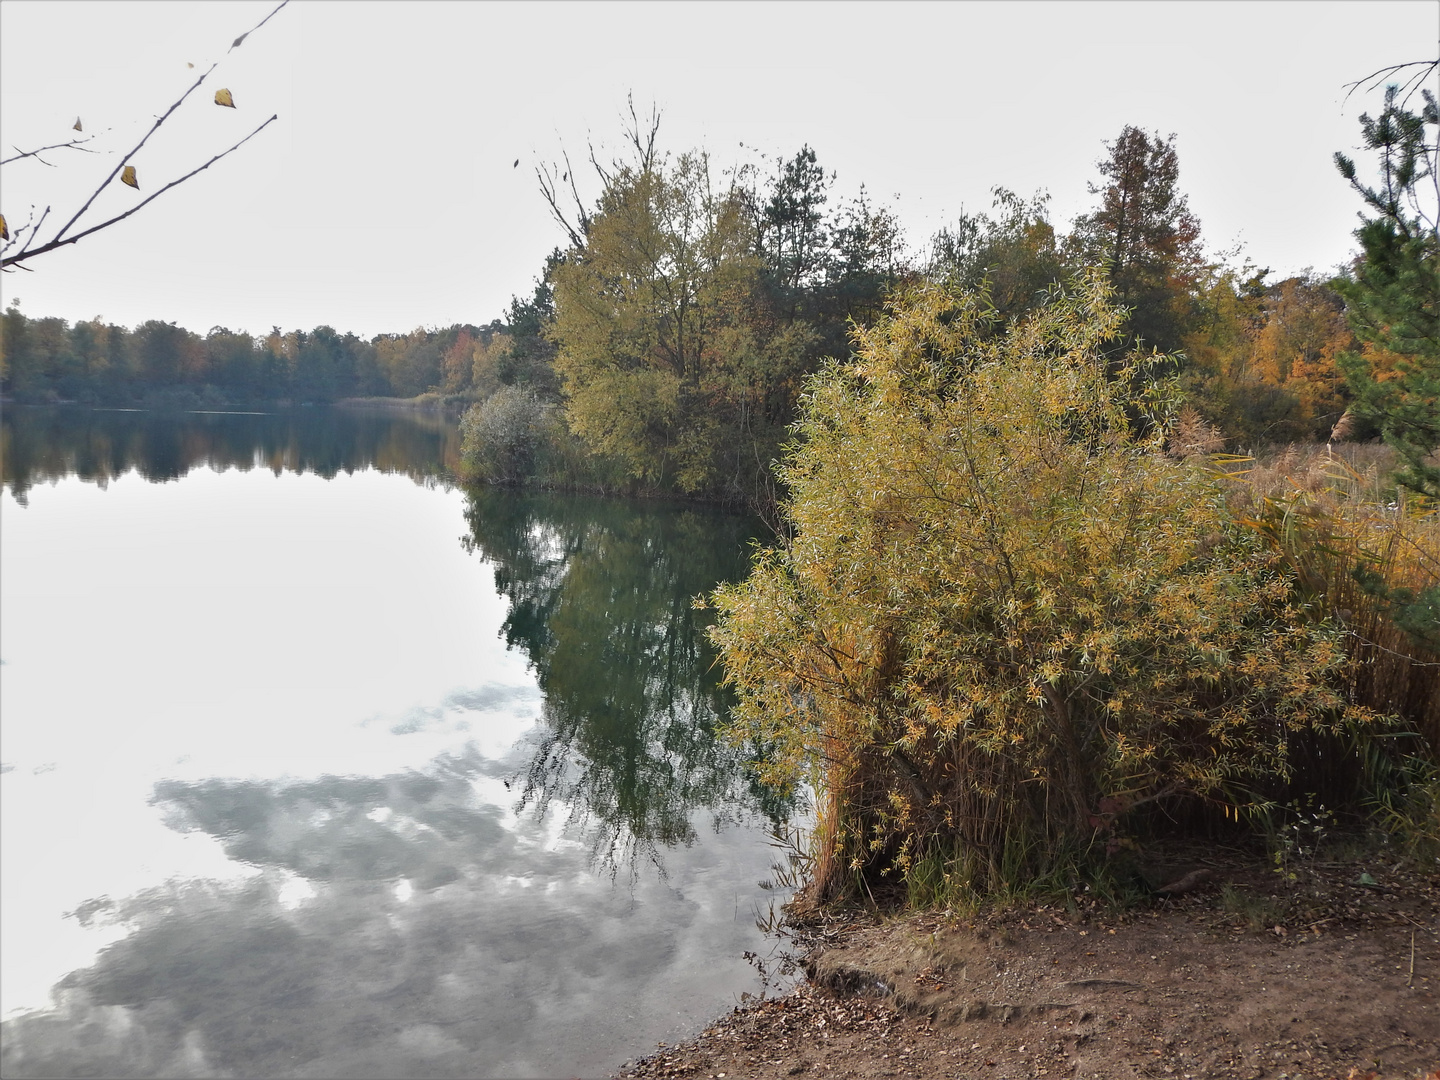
[614,849,1440,1080]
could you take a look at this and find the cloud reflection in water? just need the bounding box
[3,742,784,1078]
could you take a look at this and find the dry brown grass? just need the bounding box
[1225,441,1440,765]
[1241,440,1403,501]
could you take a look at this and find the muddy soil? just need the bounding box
[614,850,1439,1080]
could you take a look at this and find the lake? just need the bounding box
[0,406,801,1079]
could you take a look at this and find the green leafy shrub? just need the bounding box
[709,271,1379,903]
[459,386,553,483]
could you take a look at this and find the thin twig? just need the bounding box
[1343,630,1440,668]
[4,0,287,268]
[3,116,277,268]
[50,63,217,243]
[226,0,289,51]
[1409,931,1416,988]
[2,132,104,167]
[55,70,202,241]
[1,205,52,267]
[536,152,587,250]
[0,205,37,258]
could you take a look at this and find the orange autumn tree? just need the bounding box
[441,329,476,394]
[1181,270,1357,444]
[1249,275,1355,440]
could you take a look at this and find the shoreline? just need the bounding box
[614,848,1439,1080]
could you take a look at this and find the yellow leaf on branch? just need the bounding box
[1,214,9,241]
[121,165,138,189]
[214,88,235,108]
[73,117,82,132]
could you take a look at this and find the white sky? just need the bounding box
[1,1,1436,340]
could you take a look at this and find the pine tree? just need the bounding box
[1335,83,1440,498]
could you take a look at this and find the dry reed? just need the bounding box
[1227,441,1439,758]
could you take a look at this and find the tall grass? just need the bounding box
[1219,441,1439,856]
[1231,443,1439,749]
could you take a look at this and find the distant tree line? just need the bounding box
[0,308,535,409]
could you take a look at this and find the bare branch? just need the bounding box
[624,92,660,174]
[50,59,223,244]
[534,94,662,253]
[21,205,52,259]
[3,116,278,270]
[586,138,613,191]
[564,148,588,227]
[536,153,587,250]
[0,205,51,266]
[1342,58,1439,109]
[227,0,288,52]
[0,206,36,257]
[1,132,104,167]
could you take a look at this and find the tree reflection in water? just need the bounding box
[1,404,461,501]
[461,488,799,875]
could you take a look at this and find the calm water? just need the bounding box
[0,407,799,1079]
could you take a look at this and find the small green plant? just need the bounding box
[1367,753,1440,865]
[1220,883,1288,930]
[903,840,984,912]
[1270,796,1337,885]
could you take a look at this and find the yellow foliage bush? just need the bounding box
[709,272,1380,901]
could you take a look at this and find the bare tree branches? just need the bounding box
[1,132,104,167]
[7,115,279,268]
[534,92,663,252]
[537,147,590,250]
[1342,58,1439,109]
[0,0,289,271]
[623,93,660,174]
[1,206,50,271]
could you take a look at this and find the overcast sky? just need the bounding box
[1,1,1435,339]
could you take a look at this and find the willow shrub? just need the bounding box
[458,387,633,491]
[708,272,1380,903]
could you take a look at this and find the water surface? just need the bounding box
[0,406,796,1078]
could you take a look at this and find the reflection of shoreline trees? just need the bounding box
[461,489,797,871]
[0,406,460,503]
